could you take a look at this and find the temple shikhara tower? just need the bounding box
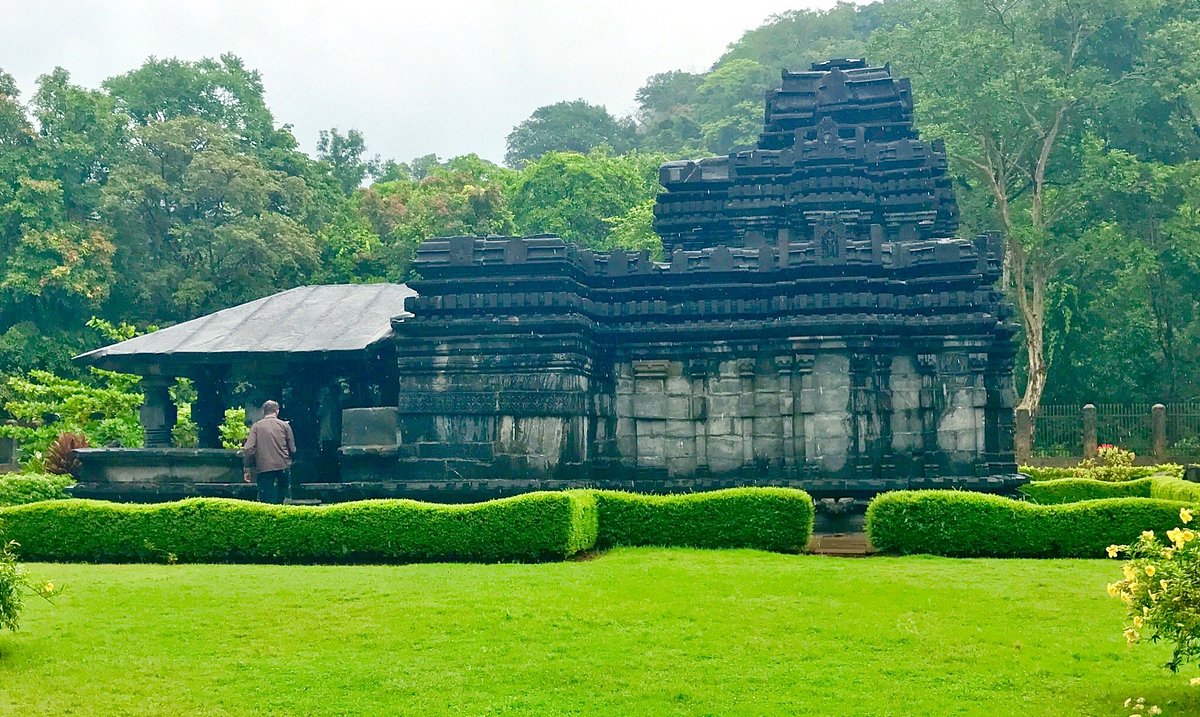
[381,59,1019,505]
[75,59,1020,514]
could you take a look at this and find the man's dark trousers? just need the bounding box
[257,469,290,504]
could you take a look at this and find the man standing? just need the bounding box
[242,400,296,504]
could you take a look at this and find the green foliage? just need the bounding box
[0,492,599,564]
[0,369,143,469]
[316,127,380,194]
[593,488,813,552]
[509,150,661,249]
[603,199,662,257]
[1020,478,1154,504]
[1021,476,1200,505]
[220,408,248,450]
[0,473,74,507]
[0,539,61,632]
[1107,507,1200,671]
[1021,464,1185,482]
[504,100,637,168]
[866,490,1197,558]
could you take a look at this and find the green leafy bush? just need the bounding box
[0,492,598,564]
[1020,478,1154,504]
[0,473,74,507]
[1020,464,1185,482]
[1107,506,1200,672]
[866,490,1196,558]
[1020,476,1200,505]
[0,369,144,470]
[593,487,813,552]
[1,540,61,632]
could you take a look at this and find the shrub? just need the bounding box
[0,473,74,507]
[1107,506,1200,672]
[0,540,60,632]
[0,492,598,564]
[593,487,813,552]
[1020,464,1185,482]
[44,432,88,476]
[1082,444,1136,468]
[1020,478,1154,504]
[1020,476,1200,506]
[866,490,1196,558]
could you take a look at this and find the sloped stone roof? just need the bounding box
[78,284,415,372]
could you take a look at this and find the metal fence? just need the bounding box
[1031,401,1200,459]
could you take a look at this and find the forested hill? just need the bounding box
[1,0,1200,414]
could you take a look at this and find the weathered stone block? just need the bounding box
[342,407,399,447]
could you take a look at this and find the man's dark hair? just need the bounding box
[262,400,280,416]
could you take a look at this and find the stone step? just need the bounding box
[807,532,876,556]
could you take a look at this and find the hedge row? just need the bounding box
[866,490,1195,558]
[0,473,74,507]
[593,487,814,552]
[1020,464,1185,482]
[0,487,815,564]
[1019,476,1200,505]
[0,492,599,564]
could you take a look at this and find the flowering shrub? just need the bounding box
[1021,464,1184,483]
[1108,506,1200,672]
[0,540,61,632]
[1085,444,1137,468]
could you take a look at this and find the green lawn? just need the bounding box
[3,549,1197,716]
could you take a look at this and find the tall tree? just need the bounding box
[504,100,637,168]
[316,127,380,194]
[871,0,1200,415]
[100,117,319,321]
[508,150,661,249]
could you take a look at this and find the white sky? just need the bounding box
[1,0,843,163]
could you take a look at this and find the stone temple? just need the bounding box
[75,59,1020,516]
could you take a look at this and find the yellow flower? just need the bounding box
[1168,528,1186,547]
[1145,565,1157,577]
[43,581,54,593]
[1108,544,1122,558]
[1191,676,1200,686]
[1161,579,1169,591]
[1142,530,1156,541]
[1108,582,1122,597]
[1125,564,1138,581]
[1124,627,1141,643]
[1149,705,1163,715]
[1185,529,1196,542]
[1164,548,1175,559]
[1134,616,1145,629]
[1181,507,1194,524]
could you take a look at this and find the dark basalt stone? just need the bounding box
[370,59,1020,503]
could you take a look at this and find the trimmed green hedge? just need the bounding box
[1020,464,1184,482]
[1019,477,1153,504]
[866,490,1194,558]
[0,492,599,564]
[593,487,814,552]
[1019,476,1200,505]
[0,473,74,507]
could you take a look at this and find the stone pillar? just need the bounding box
[1014,407,1033,464]
[140,376,177,448]
[1152,403,1167,461]
[916,353,940,477]
[192,374,226,449]
[1082,404,1098,459]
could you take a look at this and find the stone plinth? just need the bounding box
[72,448,252,502]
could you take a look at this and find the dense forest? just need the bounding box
[1,0,1199,444]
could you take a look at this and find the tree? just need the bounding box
[316,127,380,194]
[100,117,319,321]
[356,159,514,279]
[508,150,662,249]
[871,0,1200,415]
[504,100,637,168]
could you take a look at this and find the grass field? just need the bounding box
[3,549,1198,716]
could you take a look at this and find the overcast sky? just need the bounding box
[2,0,842,164]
